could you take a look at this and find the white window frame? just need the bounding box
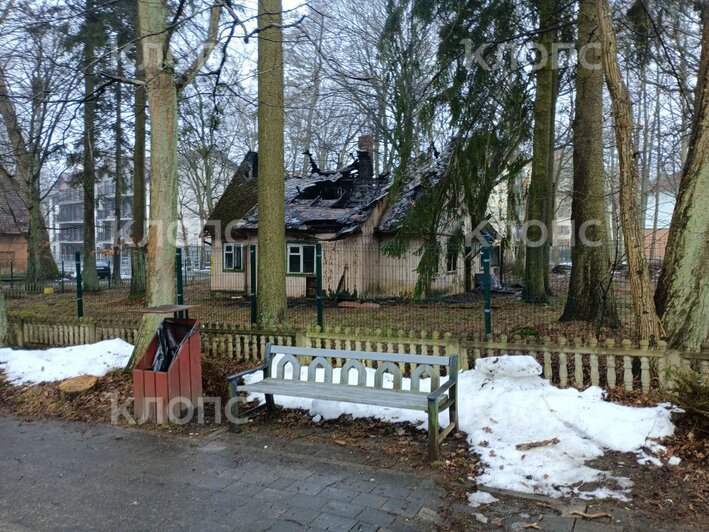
[223,243,244,272]
[446,240,459,273]
[287,243,316,275]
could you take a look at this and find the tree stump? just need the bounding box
[58,375,98,400]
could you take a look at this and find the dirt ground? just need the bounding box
[0,356,706,531]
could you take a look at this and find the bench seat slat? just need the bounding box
[270,345,449,366]
[242,379,448,411]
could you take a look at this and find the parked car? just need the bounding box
[551,263,572,274]
[96,260,111,280]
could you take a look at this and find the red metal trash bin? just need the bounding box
[133,316,202,423]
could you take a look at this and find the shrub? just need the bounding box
[664,368,709,430]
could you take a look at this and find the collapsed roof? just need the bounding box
[234,156,391,238]
[207,138,457,241]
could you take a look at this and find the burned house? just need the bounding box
[204,136,471,298]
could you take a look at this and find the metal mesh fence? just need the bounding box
[5,243,658,343]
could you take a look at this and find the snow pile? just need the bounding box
[245,354,675,500]
[458,356,674,499]
[0,339,133,384]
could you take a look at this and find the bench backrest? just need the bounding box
[265,344,457,392]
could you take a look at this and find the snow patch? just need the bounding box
[0,339,134,384]
[467,491,499,507]
[245,354,675,502]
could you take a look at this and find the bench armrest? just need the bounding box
[427,378,456,401]
[227,364,268,383]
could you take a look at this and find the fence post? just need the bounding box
[316,242,323,329]
[660,341,682,386]
[482,241,492,335]
[250,245,257,325]
[13,318,24,348]
[175,248,184,319]
[701,342,709,378]
[87,319,97,343]
[10,261,13,289]
[61,260,65,292]
[75,252,83,318]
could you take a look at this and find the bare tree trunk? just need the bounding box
[0,67,57,284]
[655,12,709,351]
[561,0,619,327]
[523,0,557,303]
[256,0,287,326]
[0,288,6,345]
[82,0,99,292]
[131,9,147,297]
[113,41,124,285]
[598,0,663,342]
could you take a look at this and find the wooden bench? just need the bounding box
[227,344,459,461]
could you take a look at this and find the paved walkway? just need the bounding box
[0,416,448,531]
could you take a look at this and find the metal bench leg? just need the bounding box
[449,389,458,429]
[265,393,276,412]
[427,397,440,462]
[228,378,249,428]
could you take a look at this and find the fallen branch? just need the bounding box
[516,438,560,450]
[569,511,612,520]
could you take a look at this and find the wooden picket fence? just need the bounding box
[8,317,708,393]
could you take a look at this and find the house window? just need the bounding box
[287,243,316,275]
[223,243,244,271]
[446,239,459,273]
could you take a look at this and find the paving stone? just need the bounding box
[280,506,320,527]
[337,478,377,494]
[318,486,361,502]
[381,497,423,518]
[310,512,358,531]
[414,506,444,526]
[288,479,330,495]
[253,487,292,503]
[573,520,623,532]
[321,500,366,519]
[534,515,575,532]
[352,492,389,508]
[355,507,396,527]
[267,477,296,490]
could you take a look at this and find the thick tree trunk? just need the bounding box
[256,0,287,326]
[655,13,709,351]
[523,0,557,303]
[82,0,99,292]
[127,0,221,369]
[129,0,180,368]
[598,0,663,342]
[561,0,619,327]
[131,7,147,297]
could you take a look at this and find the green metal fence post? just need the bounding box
[75,251,83,318]
[61,260,65,292]
[10,261,14,289]
[250,245,257,325]
[482,241,492,335]
[316,242,323,329]
[176,248,184,319]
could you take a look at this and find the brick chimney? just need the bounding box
[357,135,374,180]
